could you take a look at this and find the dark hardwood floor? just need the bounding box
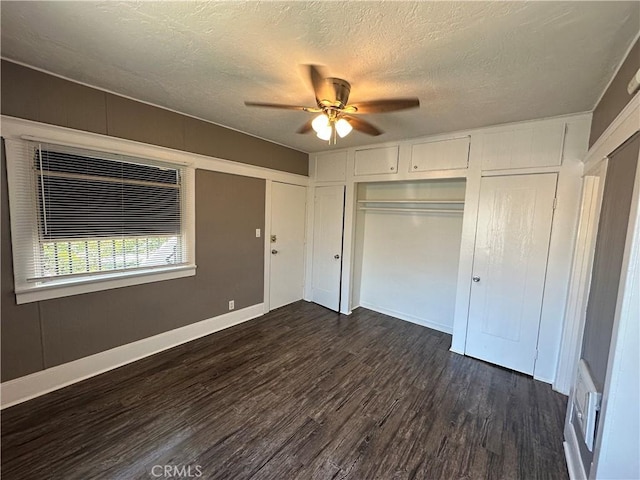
[1,301,568,479]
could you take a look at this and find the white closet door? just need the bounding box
[311,185,345,311]
[466,173,557,374]
[269,182,307,310]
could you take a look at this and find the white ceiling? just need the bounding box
[1,2,639,153]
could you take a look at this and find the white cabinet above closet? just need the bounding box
[410,136,470,172]
[354,146,399,176]
[314,151,348,182]
[480,122,566,171]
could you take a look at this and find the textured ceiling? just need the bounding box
[1,1,639,153]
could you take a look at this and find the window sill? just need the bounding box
[15,265,197,304]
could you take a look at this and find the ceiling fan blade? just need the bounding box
[297,119,314,134]
[244,101,314,111]
[343,115,383,136]
[307,65,334,104]
[349,98,420,114]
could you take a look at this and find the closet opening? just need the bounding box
[351,178,466,334]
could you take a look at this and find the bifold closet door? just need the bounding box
[466,173,558,375]
[269,182,307,310]
[311,185,345,311]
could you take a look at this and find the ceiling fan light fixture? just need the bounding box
[335,118,353,138]
[311,113,330,133]
[316,124,333,141]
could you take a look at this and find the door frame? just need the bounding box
[560,92,640,480]
[553,161,607,395]
[556,93,640,390]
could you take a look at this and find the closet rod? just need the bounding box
[357,199,465,204]
[358,207,464,214]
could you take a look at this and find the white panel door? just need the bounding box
[466,173,558,374]
[311,185,345,311]
[269,182,307,310]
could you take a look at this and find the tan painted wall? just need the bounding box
[1,60,308,175]
[1,146,266,380]
[0,59,302,381]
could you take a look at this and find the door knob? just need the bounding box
[271,249,278,255]
[334,254,340,259]
[472,275,480,282]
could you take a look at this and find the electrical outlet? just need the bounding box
[255,228,261,238]
[228,300,235,311]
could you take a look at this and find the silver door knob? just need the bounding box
[271,249,278,255]
[334,254,340,259]
[472,275,480,282]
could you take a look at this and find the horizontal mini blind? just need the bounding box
[6,139,193,287]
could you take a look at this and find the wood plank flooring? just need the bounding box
[1,301,569,479]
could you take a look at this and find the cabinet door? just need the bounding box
[315,151,347,182]
[465,173,557,375]
[481,123,565,170]
[410,136,469,172]
[354,146,398,176]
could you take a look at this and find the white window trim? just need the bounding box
[3,118,197,304]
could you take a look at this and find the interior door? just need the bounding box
[311,185,345,311]
[269,182,307,310]
[465,173,558,374]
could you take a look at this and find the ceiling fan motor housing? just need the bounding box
[326,78,351,107]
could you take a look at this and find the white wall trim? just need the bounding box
[15,265,197,305]
[0,303,264,409]
[1,116,310,186]
[357,302,453,335]
[565,421,588,480]
[556,90,639,394]
[590,142,640,480]
[554,167,605,395]
[583,92,640,171]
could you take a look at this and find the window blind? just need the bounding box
[7,140,193,288]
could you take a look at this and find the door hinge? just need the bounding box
[553,197,558,210]
[534,350,539,361]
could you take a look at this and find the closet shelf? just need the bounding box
[357,199,465,204]
[358,206,464,214]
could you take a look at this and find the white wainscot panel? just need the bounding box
[481,122,566,171]
[315,151,348,182]
[410,136,470,172]
[354,146,399,176]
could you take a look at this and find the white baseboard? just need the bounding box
[534,374,556,385]
[0,303,264,409]
[564,423,588,480]
[357,302,453,335]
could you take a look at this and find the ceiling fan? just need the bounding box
[245,65,420,144]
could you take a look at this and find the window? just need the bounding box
[6,137,195,304]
